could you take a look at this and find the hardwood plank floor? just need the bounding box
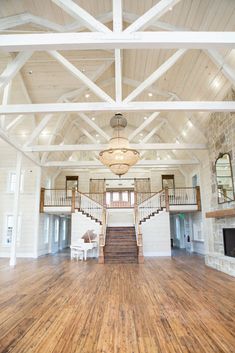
[0,251,235,353]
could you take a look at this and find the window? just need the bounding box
[4,215,21,245]
[112,192,119,202]
[54,219,59,242]
[62,219,66,241]
[122,191,128,202]
[8,172,24,193]
[44,215,50,244]
[106,192,111,206]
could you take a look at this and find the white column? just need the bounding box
[33,166,42,258]
[10,151,22,266]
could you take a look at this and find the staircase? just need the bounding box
[104,227,138,264]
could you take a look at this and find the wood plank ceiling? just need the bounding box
[0,0,234,167]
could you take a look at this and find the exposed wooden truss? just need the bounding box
[0,0,234,169]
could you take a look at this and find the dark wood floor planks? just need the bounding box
[0,252,234,353]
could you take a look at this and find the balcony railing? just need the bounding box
[40,187,201,213]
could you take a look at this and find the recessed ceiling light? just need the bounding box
[92,117,95,121]
[85,93,90,98]
[140,133,143,137]
[182,130,187,137]
[96,134,99,137]
[82,68,86,72]
[169,7,173,11]
[144,116,148,120]
[148,92,153,97]
[28,70,33,75]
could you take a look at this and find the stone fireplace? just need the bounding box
[204,88,235,277]
[223,228,235,258]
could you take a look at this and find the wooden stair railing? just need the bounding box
[98,207,107,264]
[134,204,144,264]
[75,191,103,224]
[138,189,166,224]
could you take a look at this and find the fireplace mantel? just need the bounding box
[206,208,235,218]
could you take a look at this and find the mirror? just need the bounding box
[215,153,234,203]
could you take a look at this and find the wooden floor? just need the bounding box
[0,252,235,353]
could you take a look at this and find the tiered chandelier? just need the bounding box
[99,113,140,176]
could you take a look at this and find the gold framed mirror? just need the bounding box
[215,153,234,203]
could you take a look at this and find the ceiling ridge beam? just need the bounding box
[124,0,182,33]
[123,49,187,103]
[48,50,115,103]
[51,0,112,33]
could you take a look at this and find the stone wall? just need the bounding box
[205,89,235,276]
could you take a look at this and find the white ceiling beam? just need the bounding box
[113,0,123,103]
[43,159,199,168]
[51,0,111,33]
[206,49,235,88]
[123,77,170,98]
[123,11,186,32]
[41,62,114,163]
[115,50,122,102]
[41,114,67,164]
[1,32,234,52]
[124,0,181,33]
[0,51,33,91]
[0,128,41,166]
[124,49,186,103]
[24,114,54,147]
[129,112,161,140]
[1,81,12,128]
[79,127,97,143]
[6,115,24,131]
[1,101,235,115]
[0,11,185,34]
[24,143,207,153]
[48,51,114,103]
[78,113,110,141]
[61,60,114,102]
[142,123,165,143]
[0,13,64,32]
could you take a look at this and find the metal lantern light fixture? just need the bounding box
[99,113,140,176]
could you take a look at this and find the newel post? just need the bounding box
[196,186,201,211]
[40,187,45,213]
[71,187,76,213]
[165,187,169,212]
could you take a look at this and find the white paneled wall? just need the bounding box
[141,211,171,257]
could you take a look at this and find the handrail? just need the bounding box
[138,190,165,223]
[75,191,103,223]
[136,190,164,205]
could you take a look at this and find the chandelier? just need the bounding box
[99,113,140,176]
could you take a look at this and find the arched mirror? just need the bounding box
[215,153,235,203]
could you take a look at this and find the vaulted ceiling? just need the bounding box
[0,0,235,173]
